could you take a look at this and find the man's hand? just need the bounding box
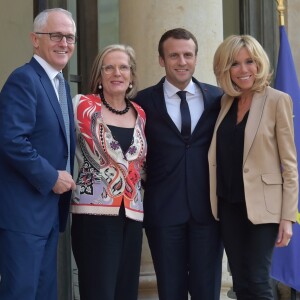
[52,170,76,194]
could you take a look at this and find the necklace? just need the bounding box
[99,89,131,115]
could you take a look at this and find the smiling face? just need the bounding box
[31,11,75,71]
[230,47,258,93]
[100,50,132,98]
[159,37,197,90]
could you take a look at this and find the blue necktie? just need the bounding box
[177,90,191,140]
[56,72,70,173]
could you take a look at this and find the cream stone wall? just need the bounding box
[119,0,223,89]
[0,0,33,88]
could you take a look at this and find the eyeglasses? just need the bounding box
[101,64,131,75]
[35,32,77,44]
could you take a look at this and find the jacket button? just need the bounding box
[244,168,249,173]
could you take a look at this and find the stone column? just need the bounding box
[119,0,223,88]
[119,1,224,297]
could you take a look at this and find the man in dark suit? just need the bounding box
[135,28,223,300]
[0,8,76,300]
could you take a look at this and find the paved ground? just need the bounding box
[72,264,300,300]
[137,288,233,300]
[72,258,234,300]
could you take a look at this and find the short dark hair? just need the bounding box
[158,28,198,59]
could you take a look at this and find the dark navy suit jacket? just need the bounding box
[135,77,222,227]
[0,57,75,235]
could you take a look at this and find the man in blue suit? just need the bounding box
[135,28,224,300]
[0,8,76,300]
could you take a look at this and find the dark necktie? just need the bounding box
[56,72,71,173]
[177,90,191,140]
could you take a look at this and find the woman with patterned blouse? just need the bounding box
[71,44,147,300]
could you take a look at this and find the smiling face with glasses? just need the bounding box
[100,50,133,99]
[31,10,76,71]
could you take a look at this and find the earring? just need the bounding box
[129,83,133,89]
[98,84,102,89]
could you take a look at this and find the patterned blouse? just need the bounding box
[71,94,147,221]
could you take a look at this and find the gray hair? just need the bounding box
[33,8,76,32]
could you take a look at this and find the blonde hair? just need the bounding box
[89,44,138,99]
[213,35,272,97]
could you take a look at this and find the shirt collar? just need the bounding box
[164,78,196,98]
[33,54,62,81]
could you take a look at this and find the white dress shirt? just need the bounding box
[163,79,204,133]
[33,54,61,100]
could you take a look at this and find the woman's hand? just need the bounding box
[275,219,293,247]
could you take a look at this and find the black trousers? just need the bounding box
[71,205,143,300]
[219,200,278,300]
[145,218,223,300]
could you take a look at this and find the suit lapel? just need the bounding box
[29,58,68,144]
[152,79,183,137]
[198,81,212,110]
[190,80,221,137]
[243,90,267,164]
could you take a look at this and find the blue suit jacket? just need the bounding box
[0,57,75,235]
[135,77,222,227]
